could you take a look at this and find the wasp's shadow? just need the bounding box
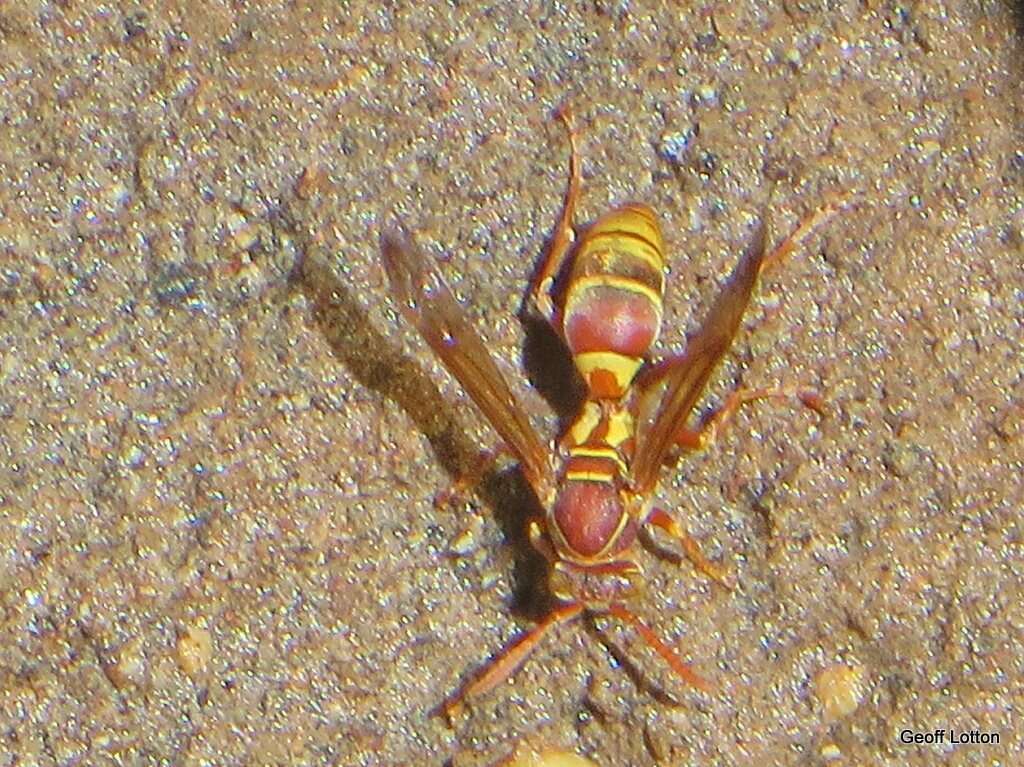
[300,239,564,623]
[518,233,588,431]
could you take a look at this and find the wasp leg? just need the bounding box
[530,103,582,329]
[677,190,853,444]
[674,386,825,452]
[443,601,585,720]
[759,190,857,275]
[645,507,733,589]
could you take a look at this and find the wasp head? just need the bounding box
[548,558,645,609]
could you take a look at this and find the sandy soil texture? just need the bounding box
[1,2,1021,765]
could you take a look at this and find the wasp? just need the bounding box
[381,106,848,717]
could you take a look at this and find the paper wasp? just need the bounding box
[381,106,847,717]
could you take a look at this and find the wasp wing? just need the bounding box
[630,223,766,492]
[381,225,551,491]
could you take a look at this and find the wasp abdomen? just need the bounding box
[563,204,667,399]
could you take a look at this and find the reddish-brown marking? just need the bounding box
[564,454,617,476]
[588,368,621,399]
[589,415,612,444]
[564,288,659,356]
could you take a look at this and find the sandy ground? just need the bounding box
[1,1,1022,765]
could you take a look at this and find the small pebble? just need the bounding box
[177,623,213,677]
[815,662,865,720]
[820,742,842,761]
[450,527,477,556]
